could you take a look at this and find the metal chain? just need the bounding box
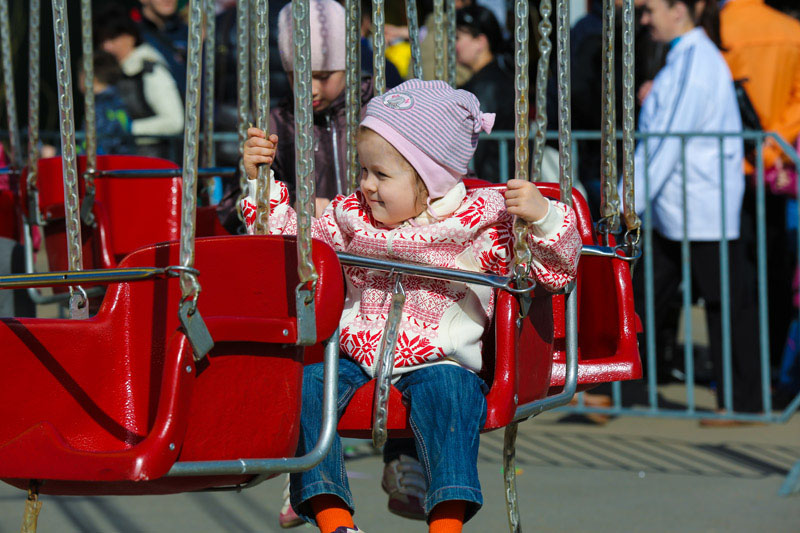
[556,0,573,206]
[0,0,21,170]
[202,0,216,170]
[446,0,456,87]
[503,422,521,533]
[179,0,204,302]
[599,0,619,232]
[511,0,532,280]
[621,0,641,236]
[235,0,249,223]
[530,0,552,183]
[372,273,405,448]
[51,0,87,318]
[253,0,271,234]
[80,0,96,186]
[293,0,318,288]
[433,0,445,81]
[372,0,386,96]
[405,0,422,79]
[345,0,361,194]
[26,0,41,222]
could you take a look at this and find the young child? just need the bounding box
[242,79,581,533]
[79,51,133,156]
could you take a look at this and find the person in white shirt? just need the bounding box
[633,0,762,417]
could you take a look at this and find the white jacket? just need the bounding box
[120,43,184,137]
[632,27,744,241]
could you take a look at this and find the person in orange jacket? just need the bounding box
[721,0,800,170]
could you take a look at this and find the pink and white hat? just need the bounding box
[361,79,495,199]
[277,0,346,72]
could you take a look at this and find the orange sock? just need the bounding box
[310,494,354,533]
[429,500,466,533]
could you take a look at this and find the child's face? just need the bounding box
[289,71,346,112]
[358,129,426,227]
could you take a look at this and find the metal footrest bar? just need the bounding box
[165,328,340,478]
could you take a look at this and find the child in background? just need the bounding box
[79,51,133,155]
[242,79,581,533]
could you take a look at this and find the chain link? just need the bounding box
[0,0,21,170]
[179,0,204,301]
[556,0,573,206]
[51,0,87,318]
[621,0,641,234]
[80,0,96,186]
[511,0,532,280]
[530,0,552,183]
[599,0,619,232]
[433,0,445,81]
[446,0,456,87]
[51,0,82,272]
[26,0,41,207]
[372,0,386,96]
[345,0,361,194]
[293,0,319,288]
[203,0,216,170]
[253,0,271,234]
[405,0,422,79]
[235,0,249,223]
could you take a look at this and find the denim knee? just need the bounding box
[396,364,487,523]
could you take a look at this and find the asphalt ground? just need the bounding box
[0,400,797,533]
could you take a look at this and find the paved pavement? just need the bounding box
[1,403,797,533]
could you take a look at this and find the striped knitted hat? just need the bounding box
[361,79,495,199]
[278,0,345,72]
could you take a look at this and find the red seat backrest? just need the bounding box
[21,155,183,270]
[0,236,344,495]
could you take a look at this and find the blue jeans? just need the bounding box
[289,357,488,525]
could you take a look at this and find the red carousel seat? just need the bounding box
[21,155,183,271]
[336,180,640,438]
[0,235,344,495]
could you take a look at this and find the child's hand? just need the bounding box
[243,127,278,180]
[504,179,550,223]
[315,197,331,217]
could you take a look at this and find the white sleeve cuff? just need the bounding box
[528,200,565,239]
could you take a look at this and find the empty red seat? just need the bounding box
[21,155,183,271]
[0,235,343,495]
[337,181,641,438]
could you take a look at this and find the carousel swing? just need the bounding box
[0,2,346,531]
[322,0,643,530]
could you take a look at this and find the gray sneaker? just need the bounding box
[381,454,427,520]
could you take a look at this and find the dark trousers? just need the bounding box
[633,232,763,413]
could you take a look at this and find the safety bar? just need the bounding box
[93,167,236,179]
[165,328,340,477]
[336,253,537,295]
[582,243,640,262]
[0,265,194,290]
[513,283,579,420]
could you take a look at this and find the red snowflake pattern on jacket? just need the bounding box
[242,178,581,376]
